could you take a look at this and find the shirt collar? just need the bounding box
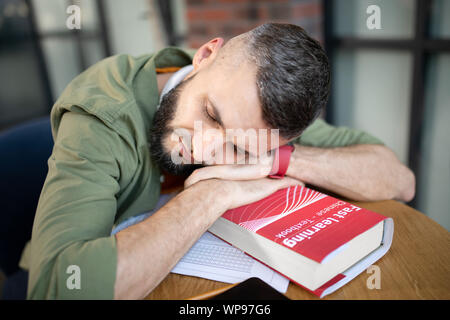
[133,47,195,132]
[158,64,194,107]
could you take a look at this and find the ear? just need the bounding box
[192,37,225,71]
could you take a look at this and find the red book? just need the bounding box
[208,185,394,298]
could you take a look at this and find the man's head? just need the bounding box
[150,23,330,175]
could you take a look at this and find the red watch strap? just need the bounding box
[269,145,294,179]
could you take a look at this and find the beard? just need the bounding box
[149,78,203,176]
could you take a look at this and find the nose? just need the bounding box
[191,127,225,165]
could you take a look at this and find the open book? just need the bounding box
[208,185,394,298]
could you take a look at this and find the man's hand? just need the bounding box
[185,164,305,189]
[184,149,305,189]
[209,176,304,210]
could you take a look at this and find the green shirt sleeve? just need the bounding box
[27,111,122,299]
[291,118,384,148]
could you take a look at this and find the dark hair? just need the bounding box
[247,23,330,140]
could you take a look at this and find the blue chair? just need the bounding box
[0,117,53,299]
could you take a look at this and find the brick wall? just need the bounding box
[185,0,324,49]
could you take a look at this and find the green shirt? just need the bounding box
[25,47,383,299]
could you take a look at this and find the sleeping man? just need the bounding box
[25,23,415,299]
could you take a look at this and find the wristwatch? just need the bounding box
[268,144,295,179]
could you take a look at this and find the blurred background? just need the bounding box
[0,0,448,231]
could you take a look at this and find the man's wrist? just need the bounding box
[285,144,316,183]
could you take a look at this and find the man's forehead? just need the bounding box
[209,64,263,125]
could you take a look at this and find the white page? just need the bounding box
[171,231,290,293]
[320,218,394,298]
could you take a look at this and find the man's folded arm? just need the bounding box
[287,119,415,202]
[28,111,123,299]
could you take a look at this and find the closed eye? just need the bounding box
[203,104,218,124]
[233,144,250,157]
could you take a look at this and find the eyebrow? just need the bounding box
[207,97,225,128]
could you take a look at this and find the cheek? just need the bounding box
[164,128,188,151]
[170,100,202,130]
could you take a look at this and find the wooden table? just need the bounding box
[145,200,450,300]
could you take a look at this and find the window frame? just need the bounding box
[25,0,112,106]
[323,0,450,207]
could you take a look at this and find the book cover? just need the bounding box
[209,185,394,298]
